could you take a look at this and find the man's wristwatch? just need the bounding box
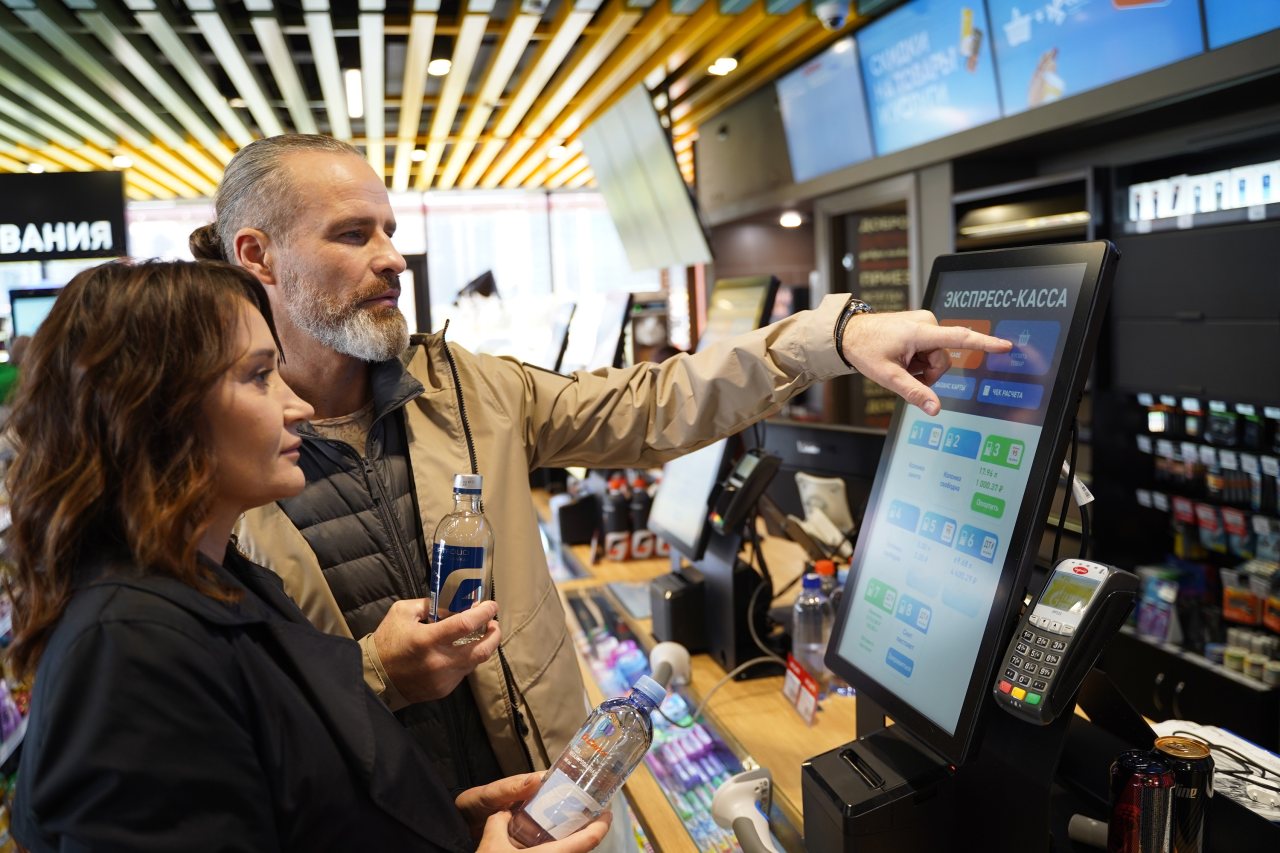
[834,296,875,368]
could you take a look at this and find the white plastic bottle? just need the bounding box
[509,676,666,845]
[792,573,833,693]
[430,473,493,644]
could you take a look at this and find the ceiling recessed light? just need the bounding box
[410,148,428,162]
[227,97,247,109]
[343,68,363,119]
[27,163,45,174]
[707,57,738,76]
[112,154,133,169]
[427,58,452,77]
[779,211,803,228]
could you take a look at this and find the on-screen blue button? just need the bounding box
[978,379,1044,410]
[935,375,976,400]
[885,647,915,678]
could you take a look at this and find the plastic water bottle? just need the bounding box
[792,573,833,694]
[601,474,631,561]
[430,473,493,644]
[509,676,667,845]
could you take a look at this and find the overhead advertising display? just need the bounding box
[989,0,1205,115]
[1203,0,1280,49]
[775,37,876,183]
[857,0,1003,156]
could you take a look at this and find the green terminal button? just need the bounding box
[971,493,1006,518]
[980,435,1025,469]
[1026,693,1042,705]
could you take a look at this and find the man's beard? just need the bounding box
[278,266,409,362]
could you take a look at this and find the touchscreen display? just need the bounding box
[833,262,1086,735]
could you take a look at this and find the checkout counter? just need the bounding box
[537,489,849,851]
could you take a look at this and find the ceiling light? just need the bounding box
[548,145,570,160]
[112,154,133,169]
[427,58,452,77]
[833,38,854,54]
[27,163,44,173]
[779,211,803,228]
[410,148,428,162]
[958,211,1091,238]
[227,97,247,109]
[707,57,738,77]
[343,68,363,119]
[652,92,669,111]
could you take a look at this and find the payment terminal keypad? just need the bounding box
[995,620,1072,709]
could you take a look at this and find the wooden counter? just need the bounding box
[537,494,857,852]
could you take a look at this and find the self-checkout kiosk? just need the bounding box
[802,242,1139,852]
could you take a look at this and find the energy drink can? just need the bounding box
[1153,736,1214,853]
[1108,749,1174,853]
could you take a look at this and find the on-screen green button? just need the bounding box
[971,493,1006,518]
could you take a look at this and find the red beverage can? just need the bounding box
[1153,736,1214,853]
[1108,749,1174,853]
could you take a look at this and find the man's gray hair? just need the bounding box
[214,134,361,261]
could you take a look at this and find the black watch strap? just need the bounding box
[834,296,875,369]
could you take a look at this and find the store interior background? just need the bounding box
[2,0,1279,814]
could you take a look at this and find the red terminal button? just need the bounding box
[998,680,1013,694]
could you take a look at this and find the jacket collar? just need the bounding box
[296,355,425,441]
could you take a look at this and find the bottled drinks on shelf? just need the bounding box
[792,573,834,694]
[628,475,655,560]
[509,676,667,845]
[430,473,493,644]
[602,474,632,561]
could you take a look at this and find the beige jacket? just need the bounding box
[234,293,853,775]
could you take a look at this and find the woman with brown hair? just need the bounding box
[5,260,607,852]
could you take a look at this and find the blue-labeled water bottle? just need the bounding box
[430,473,493,644]
[792,573,833,695]
[509,676,667,845]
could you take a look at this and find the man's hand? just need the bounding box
[457,773,543,840]
[371,599,500,703]
[477,807,611,852]
[841,310,1011,416]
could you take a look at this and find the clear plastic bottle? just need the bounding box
[792,573,833,694]
[509,675,667,845]
[430,473,493,644]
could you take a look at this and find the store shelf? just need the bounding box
[1122,200,1280,235]
[0,714,27,767]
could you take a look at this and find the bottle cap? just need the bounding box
[453,473,483,494]
[801,572,822,590]
[631,675,667,707]
[608,475,628,490]
[814,559,836,576]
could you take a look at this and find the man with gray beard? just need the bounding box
[190,134,1009,844]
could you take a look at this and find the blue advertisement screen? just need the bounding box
[858,0,1003,155]
[776,38,876,183]
[1205,0,1280,49]
[989,0,1204,116]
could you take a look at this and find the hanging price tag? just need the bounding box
[782,654,820,726]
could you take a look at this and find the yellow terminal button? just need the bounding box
[1011,687,1027,701]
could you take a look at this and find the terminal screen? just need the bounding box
[832,262,1086,735]
[1039,573,1097,614]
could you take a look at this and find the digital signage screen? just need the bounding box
[776,37,877,182]
[989,0,1205,116]
[857,0,1003,156]
[825,241,1118,765]
[1204,0,1280,49]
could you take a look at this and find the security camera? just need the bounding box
[812,0,850,31]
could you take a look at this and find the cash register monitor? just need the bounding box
[647,439,732,562]
[696,275,779,353]
[825,241,1119,767]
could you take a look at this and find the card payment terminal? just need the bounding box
[993,558,1138,725]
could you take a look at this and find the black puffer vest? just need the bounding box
[276,356,504,795]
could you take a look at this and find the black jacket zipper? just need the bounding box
[440,329,536,772]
